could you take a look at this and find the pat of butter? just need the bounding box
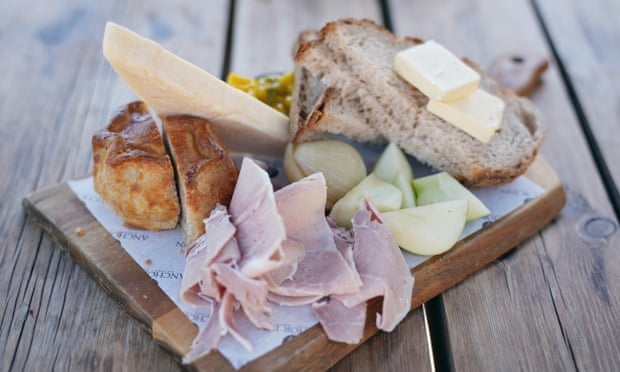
[427,89,505,143]
[102,22,289,157]
[395,41,481,101]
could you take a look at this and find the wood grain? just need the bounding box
[3,0,618,371]
[390,0,620,370]
[534,0,620,209]
[0,0,229,371]
[231,0,383,77]
[22,155,565,371]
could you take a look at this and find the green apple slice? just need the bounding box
[381,199,468,256]
[372,142,416,208]
[413,172,490,221]
[330,174,403,229]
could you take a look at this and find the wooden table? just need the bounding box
[2,0,619,370]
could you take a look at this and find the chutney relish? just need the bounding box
[227,72,294,115]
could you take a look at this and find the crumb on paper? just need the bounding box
[75,227,85,236]
[145,259,152,266]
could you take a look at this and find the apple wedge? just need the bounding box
[413,172,490,221]
[330,174,403,229]
[381,199,468,256]
[372,142,416,208]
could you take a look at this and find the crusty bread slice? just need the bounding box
[162,115,238,245]
[92,101,180,230]
[293,19,545,187]
[289,31,385,144]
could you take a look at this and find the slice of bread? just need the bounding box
[293,19,545,187]
[162,115,239,245]
[289,31,385,144]
[92,101,180,230]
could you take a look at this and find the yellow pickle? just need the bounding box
[227,71,294,115]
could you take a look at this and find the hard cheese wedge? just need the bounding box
[394,40,480,101]
[102,22,289,157]
[427,88,505,143]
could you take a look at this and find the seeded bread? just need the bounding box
[92,101,181,230]
[293,19,546,187]
[162,115,238,245]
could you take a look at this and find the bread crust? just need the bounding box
[291,30,385,144]
[292,19,546,187]
[92,101,180,230]
[163,115,238,245]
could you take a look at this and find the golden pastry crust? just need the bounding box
[163,115,239,245]
[92,101,180,230]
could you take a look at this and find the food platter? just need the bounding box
[22,18,566,371]
[23,153,565,371]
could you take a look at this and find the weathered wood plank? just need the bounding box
[389,0,620,370]
[231,0,383,77]
[534,0,620,214]
[0,0,230,371]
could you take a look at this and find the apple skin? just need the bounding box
[330,174,403,229]
[412,172,490,221]
[372,142,416,208]
[381,199,468,256]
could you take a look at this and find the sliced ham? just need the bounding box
[180,204,239,306]
[183,158,289,361]
[213,262,272,329]
[265,239,305,287]
[269,173,362,303]
[182,159,415,362]
[328,220,360,283]
[220,292,253,351]
[229,157,286,278]
[335,199,414,332]
[312,297,366,344]
[267,292,323,307]
[182,299,224,364]
[183,293,252,364]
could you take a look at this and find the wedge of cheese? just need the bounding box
[103,22,289,157]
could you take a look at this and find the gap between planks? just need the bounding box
[378,0,455,368]
[220,0,236,80]
[529,0,620,222]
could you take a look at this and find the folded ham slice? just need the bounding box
[269,173,362,302]
[265,239,305,287]
[183,292,252,364]
[230,157,286,278]
[183,159,288,362]
[180,204,239,306]
[312,296,366,344]
[313,198,414,343]
[342,199,414,332]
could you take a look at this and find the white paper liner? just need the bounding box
[68,169,543,369]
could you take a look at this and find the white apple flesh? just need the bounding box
[330,174,403,229]
[381,199,468,256]
[372,142,416,208]
[413,172,490,221]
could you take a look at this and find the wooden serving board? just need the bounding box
[23,155,565,371]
